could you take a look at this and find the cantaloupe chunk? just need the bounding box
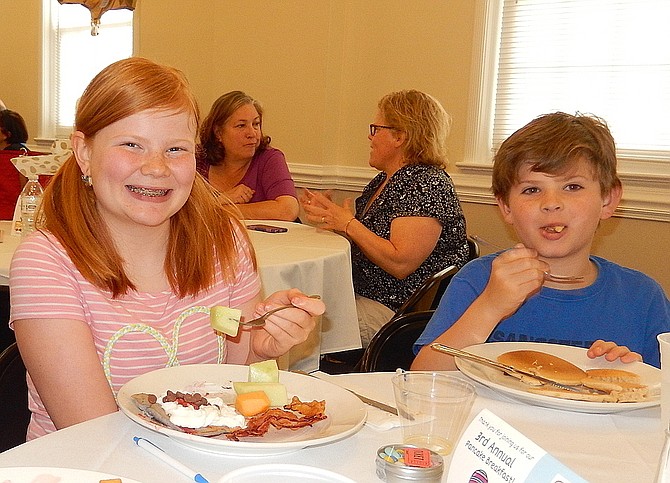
[248,359,279,383]
[233,382,288,407]
[210,306,242,337]
[235,391,271,417]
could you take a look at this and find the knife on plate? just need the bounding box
[294,371,398,415]
[430,343,598,394]
[347,390,398,415]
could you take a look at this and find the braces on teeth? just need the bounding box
[127,186,168,197]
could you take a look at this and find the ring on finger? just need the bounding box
[321,216,325,223]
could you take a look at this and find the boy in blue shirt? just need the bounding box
[412,112,669,369]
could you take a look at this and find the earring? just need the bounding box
[81,174,92,187]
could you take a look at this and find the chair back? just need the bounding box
[358,310,434,372]
[392,265,459,319]
[467,236,480,261]
[0,342,30,452]
[390,237,479,320]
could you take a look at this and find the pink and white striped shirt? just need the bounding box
[9,228,260,439]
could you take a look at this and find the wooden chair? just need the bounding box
[0,342,30,452]
[358,310,434,372]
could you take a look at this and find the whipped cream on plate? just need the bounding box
[158,391,245,429]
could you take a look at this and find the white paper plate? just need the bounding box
[0,467,142,482]
[218,464,355,483]
[117,364,366,456]
[455,342,660,414]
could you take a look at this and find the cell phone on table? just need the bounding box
[246,224,288,233]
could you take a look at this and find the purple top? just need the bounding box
[197,147,297,202]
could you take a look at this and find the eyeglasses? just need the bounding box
[369,124,396,136]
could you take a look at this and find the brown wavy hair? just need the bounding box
[378,90,452,168]
[197,91,271,167]
[39,57,254,298]
[492,112,621,204]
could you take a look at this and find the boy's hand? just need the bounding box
[587,339,643,364]
[481,245,549,319]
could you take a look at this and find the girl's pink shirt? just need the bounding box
[9,228,260,439]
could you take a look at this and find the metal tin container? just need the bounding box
[376,444,444,482]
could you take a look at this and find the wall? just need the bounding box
[4,0,668,294]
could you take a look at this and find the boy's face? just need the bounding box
[496,157,621,262]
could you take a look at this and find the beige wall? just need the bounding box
[5,0,668,294]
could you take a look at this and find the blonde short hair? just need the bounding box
[378,90,452,168]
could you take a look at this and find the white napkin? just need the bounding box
[365,407,402,431]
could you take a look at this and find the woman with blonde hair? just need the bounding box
[10,57,323,440]
[198,91,299,221]
[301,89,468,347]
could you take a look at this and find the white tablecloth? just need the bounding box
[0,220,361,371]
[0,221,19,286]
[246,221,360,372]
[0,371,663,483]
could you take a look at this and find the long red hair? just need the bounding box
[39,57,255,298]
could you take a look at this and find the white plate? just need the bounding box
[117,364,366,456]
[455,342,661,414]
[0,466,142,482]
[217,464,355,483]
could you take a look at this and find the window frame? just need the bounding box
[39,0,135,144]
[455,0,669,222]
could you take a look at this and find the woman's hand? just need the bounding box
[226,184,255,204]
[249,289,325,360]
[587,339,643,364]
[300,189,354,232]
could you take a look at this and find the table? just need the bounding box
[0,371,663,483]
[245,221,360,372]
[0,220,19,286]
[0,220,361,371]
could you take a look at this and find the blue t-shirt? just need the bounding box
[414,254,670,367]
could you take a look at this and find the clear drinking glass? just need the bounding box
[655,429,670,483]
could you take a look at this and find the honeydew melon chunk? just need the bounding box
[248,359,280,383]
[233,382,288,407]
[210,306,242,337]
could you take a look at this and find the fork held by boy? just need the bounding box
[471,235,584,283]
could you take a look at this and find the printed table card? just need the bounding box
[447,409,588,483]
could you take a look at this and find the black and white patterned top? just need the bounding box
[352,163,468,310]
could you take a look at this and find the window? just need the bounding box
[460,0,670,221]
[41,0,134,139]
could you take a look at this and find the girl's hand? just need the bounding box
[250,289,325,359]
[587,339,643,364]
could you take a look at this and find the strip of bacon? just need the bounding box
[226,398,327,441]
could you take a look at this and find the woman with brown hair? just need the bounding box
[198,91,299,221]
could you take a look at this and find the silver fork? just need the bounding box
[241,295,322,327]
[471,235,584,282]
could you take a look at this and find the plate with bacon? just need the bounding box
[117,364,367,456]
